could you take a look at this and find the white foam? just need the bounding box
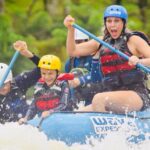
[0,122,149,150]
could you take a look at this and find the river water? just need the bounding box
[0,122,149,150]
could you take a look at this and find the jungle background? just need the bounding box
[0,0,150,75]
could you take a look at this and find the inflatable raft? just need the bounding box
[28,109,150,145]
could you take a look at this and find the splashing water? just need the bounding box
[0,123,69,150]
[0,122,149,150]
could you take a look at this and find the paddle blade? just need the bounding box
[57,73,74,81]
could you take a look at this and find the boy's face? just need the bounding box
[40,68,57,86]
[0,81,11,95]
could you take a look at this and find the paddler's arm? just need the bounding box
[64,15,99,57]
[24,100,38,120]
[13,40,41,90]
[78,57,103,86]
[69,56,103,88]
[14,67,41,91]
[13,40,40,65]
[18,101,38,124]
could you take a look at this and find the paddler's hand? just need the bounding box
[64,15,75,29]
[13,40,34,58]
[69,78,80,88]
[18,117,27,125]
[13,40,28,51]
[128,55,140,66]
[41,110,54,118]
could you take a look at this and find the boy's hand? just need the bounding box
[69,78,80,88]
[13,40,34,58]
[18,117,27,125]
[13,40,28,51]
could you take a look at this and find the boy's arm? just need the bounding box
[12,40,41,90]
[14,67,41,92]
[24,100,38,120]
[29,55,40,66]
[13,40,40,65]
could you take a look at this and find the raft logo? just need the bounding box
[90,116,125,134]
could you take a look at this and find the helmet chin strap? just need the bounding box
[53,70,59,84]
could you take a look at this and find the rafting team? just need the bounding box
[0,5,150,124]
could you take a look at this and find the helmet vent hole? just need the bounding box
[43,62,45,64]
[48,63,51,65]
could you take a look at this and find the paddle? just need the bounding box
[37,117,45,130]
[0,51,20,87]
[71,23,150,74]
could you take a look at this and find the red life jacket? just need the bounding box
[36,98,59,111]
[99,33,145,86]
[100,34,136,76]
[34,78,61,111]
[97,32,149,87]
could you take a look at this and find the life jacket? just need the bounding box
[128,31,150,45]
[99,32,145,86]
[34,78,61,111]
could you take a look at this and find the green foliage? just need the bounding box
[51,28,66,46]
[27,11,52,39]
[0,0,149,98]
[0,0,150,76]
[0,14,23,63]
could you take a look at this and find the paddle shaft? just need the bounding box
[0,51,20,87]
[72,23,150,73]
[37,117,44,129]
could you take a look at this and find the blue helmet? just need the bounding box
[104,5,128,21]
